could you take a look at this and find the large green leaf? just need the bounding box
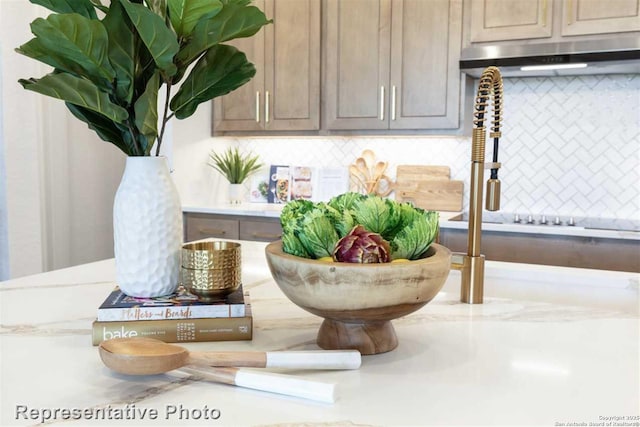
[16,38,87,77]
[30,14,115,90]
[29,0,98,19]
[19,73,128,123]
[120,0,180,78]
[103,0,136,103]
[132,37,157,102]
[175,3,270,74]
[65,103,134,155]
[168,0,222,38]
[134,72,160,155]
[170,44,255,119]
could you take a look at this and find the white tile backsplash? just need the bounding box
[181,74,639,220]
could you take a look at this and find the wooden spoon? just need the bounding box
[349,165,368,191]
[99,337,361,375]
[361,149,376,172]
[355,157,369,177]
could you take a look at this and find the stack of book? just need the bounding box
[91,285,252,346]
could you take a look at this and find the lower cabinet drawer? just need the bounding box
[438,227,639,272]
[239,220,282,242]
[184,215,239,242]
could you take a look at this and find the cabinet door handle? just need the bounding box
[566,0,572,25]
[541,0,548,27]
[265,91,270,123]
[199,228,226,236]
[391,85,397,121]
[251,232,281,240]
[379,86,385,121]
[255,91,260,122]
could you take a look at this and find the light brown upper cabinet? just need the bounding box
[213,0,321,132]
[323,0,463,130]
[469,0,640,43]
[561,0,640,36]
[470,0,553,42]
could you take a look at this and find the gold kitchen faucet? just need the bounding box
[451,66,504,304]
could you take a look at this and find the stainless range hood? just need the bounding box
[460,37,640,77]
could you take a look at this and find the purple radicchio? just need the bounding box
[332,225,391,263]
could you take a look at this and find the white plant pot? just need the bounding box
[113,156,183,297]
[229,183,244,204]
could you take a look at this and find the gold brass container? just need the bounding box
[181,240,241,269]
[181,241,241,301]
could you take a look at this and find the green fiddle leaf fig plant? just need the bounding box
[16,0,271,157]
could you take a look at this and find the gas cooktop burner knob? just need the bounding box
[513,214,521,223]
[568,217,576,226]
[553,216,562,226]
[540,215,548,225]
[526,215,535,224]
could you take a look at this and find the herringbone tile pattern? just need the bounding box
[228,74,639,219]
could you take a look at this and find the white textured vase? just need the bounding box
[113,156,183,297]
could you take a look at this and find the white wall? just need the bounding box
[171,101,233,206]
[1,2,124,278]
[1,2,46,278]
[0,42,9,280]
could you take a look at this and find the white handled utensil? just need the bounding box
[179,366,336,403]
[99,337,361,375]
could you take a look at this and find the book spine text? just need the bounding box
[92,316,252,346]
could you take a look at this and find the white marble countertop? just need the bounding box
[1,240,639,426]
[183,203,640,240]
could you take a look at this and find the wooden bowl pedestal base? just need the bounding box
[317,319,398,355]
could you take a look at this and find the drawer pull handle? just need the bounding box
[379,86,385,121]
[199,228,226,236]
[391,85,397,121]
[255,91,260,122]
[251,232,281,239]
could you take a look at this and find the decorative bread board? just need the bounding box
[395,165,450,185]
[395,180,463,212]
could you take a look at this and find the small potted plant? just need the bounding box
[208,147,264,203]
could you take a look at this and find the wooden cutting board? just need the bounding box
[396,165,450,184]
[394,165,463,211]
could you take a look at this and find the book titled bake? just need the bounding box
[91,303,253,346]
[97,285,246,322]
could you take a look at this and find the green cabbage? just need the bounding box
[280,200,340,259]
[391,209,439,260]
[352,196,402,240]
[296,206,340,259]
[327,192,365,212]
[279,193,439,260]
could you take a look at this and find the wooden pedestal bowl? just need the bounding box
[265,241,452,355]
